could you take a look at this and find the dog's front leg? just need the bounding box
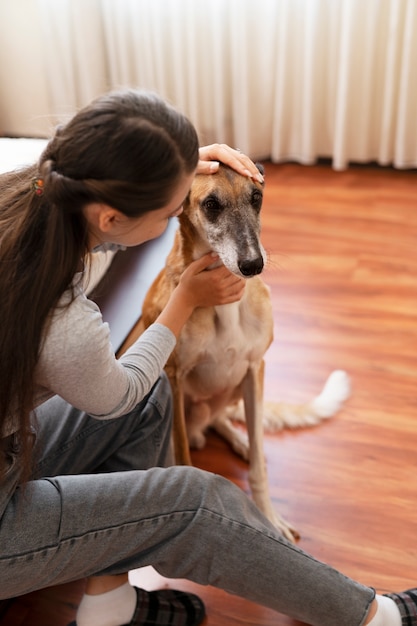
[243,361,299,542]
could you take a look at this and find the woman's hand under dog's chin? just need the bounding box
[155,252,246,339]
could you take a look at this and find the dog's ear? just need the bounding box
[255,162,265,186]
[181,190,191,212]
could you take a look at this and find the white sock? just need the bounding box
[76,582,137,626]
[367,594,402,626]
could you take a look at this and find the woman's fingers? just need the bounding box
[181,255,246,307]
[197,144,264,183]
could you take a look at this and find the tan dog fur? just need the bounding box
[131,164,350,542]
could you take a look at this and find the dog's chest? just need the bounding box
[176,290,272,398]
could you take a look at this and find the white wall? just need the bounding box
[0,0,416,168]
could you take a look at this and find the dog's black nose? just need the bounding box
[238,257,264,277]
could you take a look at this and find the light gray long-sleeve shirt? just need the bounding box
[5,275,176,436]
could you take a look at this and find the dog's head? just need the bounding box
[181,163,266,278]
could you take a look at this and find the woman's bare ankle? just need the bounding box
[364,599,379,624]
[85,573,129,595]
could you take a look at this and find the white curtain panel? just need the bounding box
[1,0,416,169]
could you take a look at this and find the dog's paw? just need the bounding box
[188,430,207,450]
[259,503,300,542]
[273,513,300,543]
[229,432,250,462]
[213,417,250,461]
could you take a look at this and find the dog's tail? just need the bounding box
[262,370,351,431]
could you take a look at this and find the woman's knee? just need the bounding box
[162,465,248,515]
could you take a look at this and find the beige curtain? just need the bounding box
[0,0,416,169]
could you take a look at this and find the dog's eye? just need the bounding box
[251,190,263,212]
[204,198,222,212]
[202,196,223,220]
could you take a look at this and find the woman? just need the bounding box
[0,89,414,626]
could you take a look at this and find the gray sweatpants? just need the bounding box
[0,374,374,625]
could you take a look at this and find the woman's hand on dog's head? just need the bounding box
[198,144,264,184]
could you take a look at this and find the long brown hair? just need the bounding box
[0,89,199,482]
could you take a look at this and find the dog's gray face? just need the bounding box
[182,163,266,278]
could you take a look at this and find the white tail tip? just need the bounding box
[310,370,351,418]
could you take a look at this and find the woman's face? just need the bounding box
[86,171,195,249]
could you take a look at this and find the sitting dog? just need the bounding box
[135,163,350,541]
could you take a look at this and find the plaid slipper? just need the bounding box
[384,589,417,625]
[68,586,206,626]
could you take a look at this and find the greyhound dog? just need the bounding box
[137,163,350,541]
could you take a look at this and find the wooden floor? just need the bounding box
[2,162,417,625]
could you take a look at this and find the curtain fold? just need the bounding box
[0,0,415,169]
